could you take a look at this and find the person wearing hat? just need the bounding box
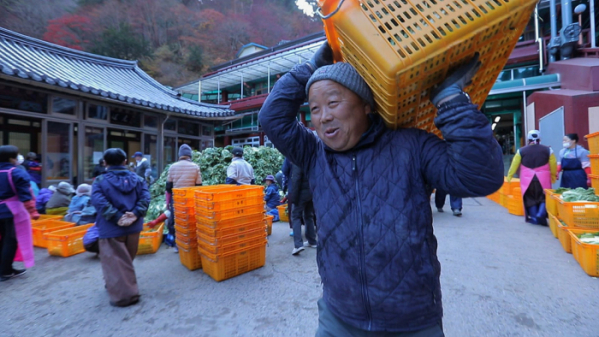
[558,133,591,189]
[289,162,317,256]
[263,175,281,221]
[508,130,557,225]
[259,42,504,335]
[132,152,152,184]
[226,147,255,185]
[22,152,42,188]
[45,181,75,215]
[36,185,56,214]
[164,144,202,251]
[64,184,94,224]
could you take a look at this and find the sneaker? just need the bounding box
[452,209,462,217]
[289,231,294,236]
[0,269,27,282]
[437,208,444,213]
[292,246,305,255]
[304,241,317,248]
[173,246,179,253]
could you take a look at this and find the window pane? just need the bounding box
[144,115,158,128]
[107,128,141,167]
[179,122,199,136]
[164,136,176,164]
[144,134,158,181]
[52,96,77,115]
[110,108,141,127]
[88,104,108,120]
[202,125,212,136]
[47,121,71,181]
[201,140,213,150]
[0,85,47,113]
[178,137,199,151]
[164,119,177,131]
[85,127,105,180]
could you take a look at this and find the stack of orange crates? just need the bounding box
[195,185,267,282]
[172,187,203,271]
[586,132,599,194]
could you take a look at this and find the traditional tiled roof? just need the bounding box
[0,27,234,119]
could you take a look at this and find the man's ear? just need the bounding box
[364,102,372,115]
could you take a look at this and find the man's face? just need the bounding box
[135,156,142,161]
[309,80,371,152]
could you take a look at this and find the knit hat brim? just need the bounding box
[305,62,375,109]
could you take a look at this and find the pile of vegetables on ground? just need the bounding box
[577,232,599,245]
[555,188,599,202]
[146,146,284,221]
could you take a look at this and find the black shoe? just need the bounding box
[0,269,27,282]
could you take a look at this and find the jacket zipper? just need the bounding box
[353,155,372,330]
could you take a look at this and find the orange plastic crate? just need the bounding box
[199,242,267,282]
[172,196,195,207]
[138,223,164,255]
[501,178,520,196]
[44,224,93,257]
[197,227,266,246]
[557,199,599,229]
[266,215,274,236]
[197,232,266,255]
[568,228,599,277]
[176,238,198,250]
[499,193,508,208]
[194,185,264,202]
[277,204,289,222]
[176,230,197,245]
[174,204,196,215]
[172,186,204,198]
[507,195,524,216]
[589,155,599,175]
[589,174,599,194]
[548,213,559,239]
[195,195,264,211]
[196,212,265,229]
[32,220,75,248]
[557,221,572,254]
[585,132,599,155]
[195,204,265,222]
[174,212,195,223]
[32,215,62,223]
[317,0,537,132]
[545,189,559,217]
[196,219,266,238]
[174,223,195,236]
[178,246,202,271]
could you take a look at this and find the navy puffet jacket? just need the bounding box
[259,63,504,332]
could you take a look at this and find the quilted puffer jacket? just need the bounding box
[259,63,504,332]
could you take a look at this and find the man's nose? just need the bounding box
[319,108,333,124]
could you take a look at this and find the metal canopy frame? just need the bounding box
[177,39,325,96]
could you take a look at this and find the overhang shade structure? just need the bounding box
[176,34,326,101]
[0,27,236,121]
[489,74,561,95]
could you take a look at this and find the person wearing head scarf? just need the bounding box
[64,184,93,224]
[22,152,41,188]
[507,130,557,225]
[45,182,75,215]
[36,185,56,214]
[558,133,591,189]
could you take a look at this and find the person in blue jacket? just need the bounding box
[263,175,280,221]
[91,148,150,307]
[259,43,504,336]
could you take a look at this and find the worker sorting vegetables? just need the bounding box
[507,130,557,226]
[259,42,504,336]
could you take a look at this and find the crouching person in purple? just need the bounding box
[259,43,504,336]
[91,148,151,307]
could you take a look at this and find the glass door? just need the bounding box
[84,126,105,182]
[46,121,73,186]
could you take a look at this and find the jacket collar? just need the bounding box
[323,113,386,153]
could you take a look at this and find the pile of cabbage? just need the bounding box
[557,188,599,202]
[577,232,599,245]
[146,146,284,221]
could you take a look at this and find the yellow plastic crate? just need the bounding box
[589,174,599,194]
[194,185,264,202]
[507,195,523,216]
[32,220,75,248]
[317,0,537,132]
[545,189,559,217]
[557,199,599,229]
[589,155,599,175]
[137,223,164,255]
[266,215,274,236]
[568,228,599,277]
[178,246,202,271]
[557,221,572,254]
[44,224,93,257]
[277,204,289,222]
[199,242,267,282]
[585,132,599,155]
[548,213,559,239]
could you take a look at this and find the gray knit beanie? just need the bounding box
[305,62,375,109]
[178,144,192,158]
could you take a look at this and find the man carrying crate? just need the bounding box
[259,43,504,336]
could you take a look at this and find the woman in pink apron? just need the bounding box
[507,131,557,225]
[0,145,39,282]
